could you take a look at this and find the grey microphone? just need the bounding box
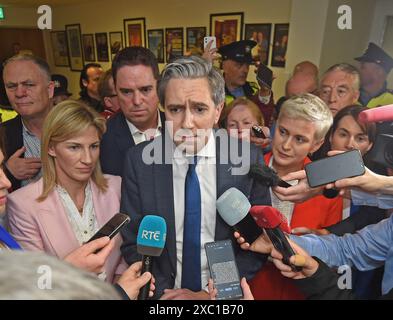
[216,187,262,244]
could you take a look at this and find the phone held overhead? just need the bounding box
[137,215,167,300]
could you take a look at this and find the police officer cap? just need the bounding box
[355,42,393,73]
[218,40,256,64]
[51,74,72,97]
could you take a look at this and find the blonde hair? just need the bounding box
[38,100,107,201]
[278,93,333,141]
[220,97,264,128]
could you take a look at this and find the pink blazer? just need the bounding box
[7,174,128,283]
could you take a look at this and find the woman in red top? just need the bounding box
[249,94,343,299]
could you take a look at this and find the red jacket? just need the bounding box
[249,152,343,299]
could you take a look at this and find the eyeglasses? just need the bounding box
[107,94,117,98]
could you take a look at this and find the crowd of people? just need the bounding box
[0,38,393,300]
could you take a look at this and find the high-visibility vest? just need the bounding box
[0,108,17,123]
[366,90,393,109]
[225,81,259,107]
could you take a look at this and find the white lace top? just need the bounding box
[56,182,98,245]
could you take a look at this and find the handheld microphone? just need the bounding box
[359,104,393,123]
[136,215,167,300]
[216,188,262,244]
[250,206,301,272]
[249,164,292,188]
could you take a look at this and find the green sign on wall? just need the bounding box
[0,7,4,20]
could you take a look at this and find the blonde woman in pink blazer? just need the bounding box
[7,101,127,284]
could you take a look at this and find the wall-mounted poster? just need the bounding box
[50,31,69,67]
[271,24,289,68]
[109,31,123,60]
[95,32,109,62]
[148,29,164,63]
[186,27,206,55]
[244,24,272,65]
[210,12,244,48]
[165,28,183,63]
[82,34,95,62]
[65,24,84,71]
[124,17,146,47]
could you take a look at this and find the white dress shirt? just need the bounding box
[172,132,217,290]
[126,110,162,145]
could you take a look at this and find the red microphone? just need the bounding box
[250,206,301,271]
[359,104,393,123]
[250,205,291,234]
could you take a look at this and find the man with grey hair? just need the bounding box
[1,54,54,190]
[120,55,270,299]
[319,63,360,116]
[0,251,154,300]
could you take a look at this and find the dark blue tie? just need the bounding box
[181,156,202,291]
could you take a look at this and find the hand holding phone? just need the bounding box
[305,149,365,188]
[251,125,266,139]
[87,213,130,243]
[205,240,243,300]
[203,36,216,50]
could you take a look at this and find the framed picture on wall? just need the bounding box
[148,29,164,63]
[165,28,184,63]
[95,32,109,62]
[65,24,84,71]
[50,31,69,67]
[210,12,244,48]
[244,24,272,65]
[109,31,123,60]
[271,23,289,68]
[124,17,146,47]
[82,34,96,62]
[186,27,206,54]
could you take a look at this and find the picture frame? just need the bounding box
[109,31,123,60]
[244,24,272,65]
[124,17,146,47]
[50,31,69,67]
[186,27,206,54]
[165,28,184,63]
[82,34,96,62]
[65,24,84,71]
[95,32,109,62]
[148,29,164,63]
[210,12,244,48]
[271,23,289,68]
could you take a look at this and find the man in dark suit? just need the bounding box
[120,55,270,299]
[100,47,165,177]
[1,54,54,191]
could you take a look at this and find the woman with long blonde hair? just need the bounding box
[7,100,126,283]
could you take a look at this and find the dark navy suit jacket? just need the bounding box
[120,131,271,298]
[100,111,165,177]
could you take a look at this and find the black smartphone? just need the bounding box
[87,213,130,243]
[264,228,302,272]
[252,125,266,139]
[305,149,365,188]
[205,240,243,300]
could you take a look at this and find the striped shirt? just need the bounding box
[21,120,42,187]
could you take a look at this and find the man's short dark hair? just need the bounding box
[111,47,159,84]
[79,63,102,90]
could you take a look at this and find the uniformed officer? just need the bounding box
[355,42,393,108]
[218,40,259,106]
